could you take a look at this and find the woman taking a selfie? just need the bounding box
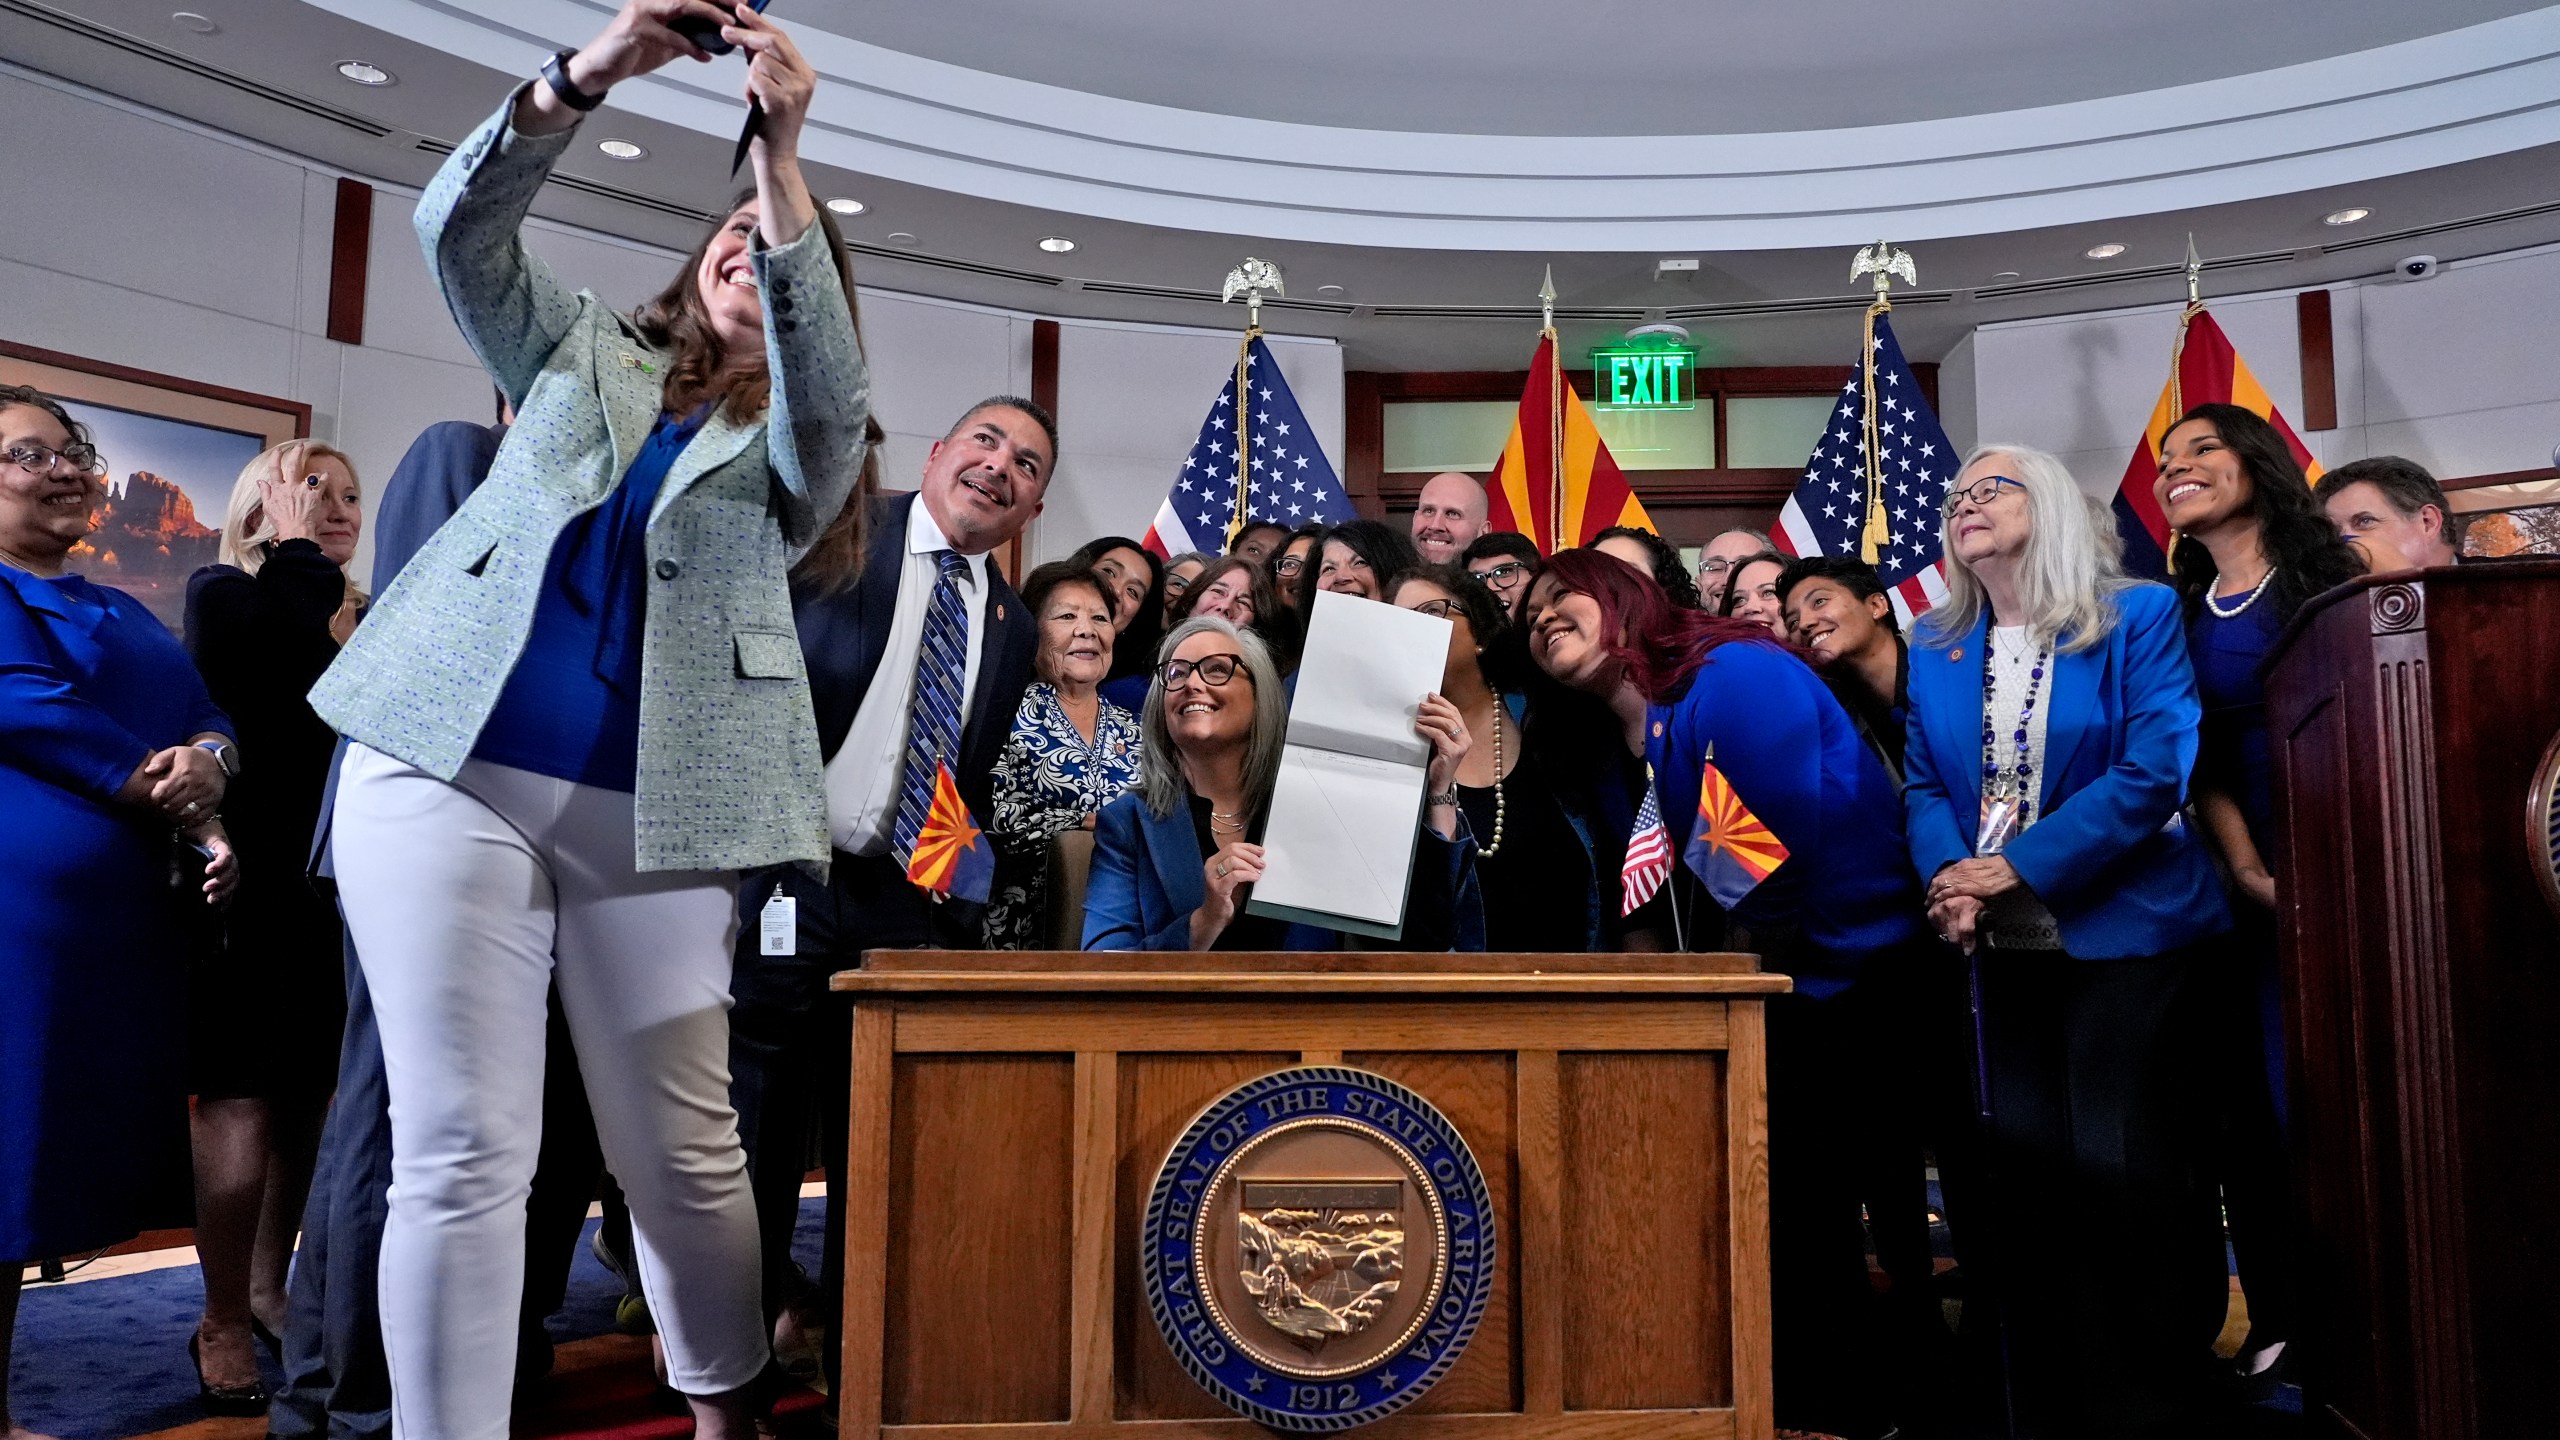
[306,2,870,1432]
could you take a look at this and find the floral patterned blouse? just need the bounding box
[984,681,1143,949]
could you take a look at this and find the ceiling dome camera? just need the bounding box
[2398,255,2440,281]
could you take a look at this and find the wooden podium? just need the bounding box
[828,951,1785,1439]
[2263,562,2560,1440]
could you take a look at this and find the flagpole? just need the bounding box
[1540,266,1563,555]
[1849,241,1915,565]
[2164,236,2206,574]
[1221,259,1286,547]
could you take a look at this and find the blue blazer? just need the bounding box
[1081,789,1484,952]
[1904,582,2231,960]
[1645,638,1926,994]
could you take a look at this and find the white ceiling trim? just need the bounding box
[312,1,2560,251]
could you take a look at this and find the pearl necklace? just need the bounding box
[1472,709,1509,858]
[2205,567,2276,619]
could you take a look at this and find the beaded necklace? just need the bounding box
[1474,709,1509,858]
[1981,628,2052,826]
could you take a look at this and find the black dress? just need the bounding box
[1458,740,1591,953]
[184,540,353,1101]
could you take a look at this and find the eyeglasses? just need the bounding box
[1161,653,1251,688]
[1405,597,1457,619]
[1272,555,1307,578]
[1468,561,1529,587]
[1163,574,1194,595]
[5,442,105,478]
[1698,556,1739,576]
[1940,475,2026,517]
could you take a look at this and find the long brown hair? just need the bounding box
[639,192,884,592]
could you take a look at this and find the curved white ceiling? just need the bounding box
[321,0,2560,251]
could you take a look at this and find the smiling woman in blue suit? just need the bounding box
[1082,616,1484,952]
[1906,443,2235,1438]
[301,3,876,1434]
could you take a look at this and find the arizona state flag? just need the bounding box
[1681,753,1789,910]
[2112,307,2323,577]
[1486,333,1656,555]
[904,761,993,904]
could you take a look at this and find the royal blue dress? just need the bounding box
[2,565,231,1259]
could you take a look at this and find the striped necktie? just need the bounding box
[893,550,971,872]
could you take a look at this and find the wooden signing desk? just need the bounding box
[829,951,1786,1440]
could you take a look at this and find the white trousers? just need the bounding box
[332,744,764,1440]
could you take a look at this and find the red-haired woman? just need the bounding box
[1524,549,1928,1440]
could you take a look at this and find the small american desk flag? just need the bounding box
[1142,335,1353,557]
[1621,766,1672,917]
[1772,311,1958,624]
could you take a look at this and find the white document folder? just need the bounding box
[1246,590,1451,939]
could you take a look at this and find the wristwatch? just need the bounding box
[541,49,607,112]
[195,739,242,778]
[1427,789,1459,809]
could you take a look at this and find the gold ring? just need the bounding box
[1217,861,1231,878]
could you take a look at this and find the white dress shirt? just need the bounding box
[824,499,990,856]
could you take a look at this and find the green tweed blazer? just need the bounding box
[309,91,870,873]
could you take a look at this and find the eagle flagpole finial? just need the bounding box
[1222,257,1285,333]
[1851,240,1917,300]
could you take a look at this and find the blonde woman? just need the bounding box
[178,438,365,1409]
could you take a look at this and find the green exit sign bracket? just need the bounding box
[1591,345,1697,410]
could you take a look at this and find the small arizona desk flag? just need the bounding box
[905,761,993,904]
[1682,749,1789,910]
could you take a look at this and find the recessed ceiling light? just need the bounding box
[596,139,646,161]
[170,11,217,34]
[885,232,919,246]
[1989,270,2022,283]
[1037,236,1076,254]
[2323,207,2371,226]
[336,60,394,86]
[823,197,866,216]
[1316,284,1347,298]
[2084,242,2127,260]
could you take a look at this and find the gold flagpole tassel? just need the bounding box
[1220,259,1285,546]
[1848,242,1916,565]
[1540,265,1564,555]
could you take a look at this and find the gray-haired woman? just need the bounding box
[1904,443,2235,1435]
[1080,617,1484,951]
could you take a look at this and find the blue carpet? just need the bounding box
[11,1197,826,1440]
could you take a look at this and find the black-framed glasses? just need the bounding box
[1941,474,2026,517]
[1163,573,1195,596]
[1162,653,1251,688]
[1272,554,1307,578]
[5,442,105,478]
[1468,561,1529,587]
[1405,597,1457,619]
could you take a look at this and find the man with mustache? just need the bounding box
[1409,471,1488,565]
[727,396,1052,1384]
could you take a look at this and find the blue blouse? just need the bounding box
[984,682,1142,948]
[1645,637,1926,996]
[473,405,711,791]
[2185,597,2283,856]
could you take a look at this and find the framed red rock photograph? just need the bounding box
[1,338,310,632]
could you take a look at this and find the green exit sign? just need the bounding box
[1592,346,1696,410]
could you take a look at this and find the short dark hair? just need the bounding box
[2315,455,2451,522]
[1774,554,1899,636]
[1230,521,1289,555]
[0,384,90,450]
[948,394,1060,467]
[1018,560,1110,623]
[1591,525,1703,610]
[1461,531,1541,568]
[1297,518,1421,610]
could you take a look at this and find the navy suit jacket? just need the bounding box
[1080,788,1484,952]
[792,490,1032,844]
[1904,582,2231,960]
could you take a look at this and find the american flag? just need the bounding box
[1772,311,1955,624]
[1142,335,1353,557]
[1621,768,1673,917]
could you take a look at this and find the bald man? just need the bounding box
[1411,471,1490,565]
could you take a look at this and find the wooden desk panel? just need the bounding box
[836,954,1778,1440]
